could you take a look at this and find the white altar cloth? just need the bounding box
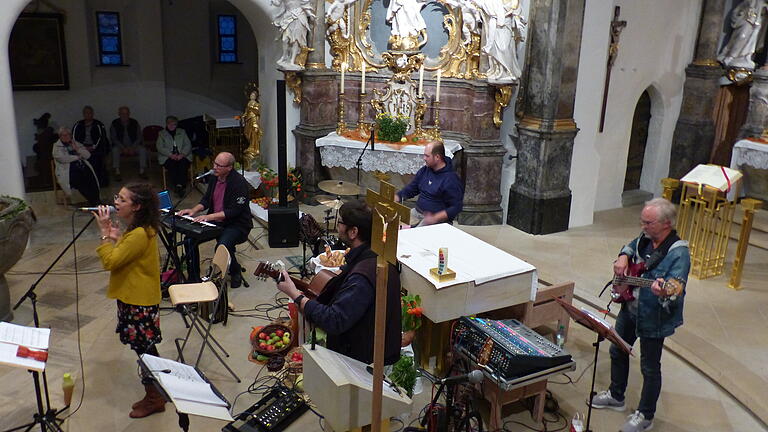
[397,224,537,322]
[316,132,463,175]
[204,113,240,129]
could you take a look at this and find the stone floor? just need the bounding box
[1,179,767,432]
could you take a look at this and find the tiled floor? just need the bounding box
[1,183,767,431]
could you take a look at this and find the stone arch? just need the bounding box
[636,83,667,194]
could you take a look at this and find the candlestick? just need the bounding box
[341,62,346,91]
[361,62,366,94]
[418,65,424,97]
[436,69,441,102]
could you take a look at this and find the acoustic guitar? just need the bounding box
[611,262,684,304]
[253,262,336,300]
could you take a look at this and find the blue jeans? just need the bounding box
[216,226,248,276]
[609,306,665,420]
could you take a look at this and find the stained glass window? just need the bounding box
[96,12,123,65]
[217,15,238,63]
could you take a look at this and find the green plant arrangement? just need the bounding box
[388,355,418,398]
[0,196,28,221]
[376,112,409,142]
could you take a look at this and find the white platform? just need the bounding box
[397,224,537,323]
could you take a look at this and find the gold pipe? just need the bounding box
[729,199,763,290]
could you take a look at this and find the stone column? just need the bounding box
[668,0,725,179]
[507,0,585,234]
[739,68,768,138]
[305,0,327,69]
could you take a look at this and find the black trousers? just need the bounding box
[163,158,190,188]
[69,162,100,205]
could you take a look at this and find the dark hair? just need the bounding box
[166,115,178,123]
[339,199,372,243]
[430,142,445,159]
[82,105,94,113]
[124,183,160,236]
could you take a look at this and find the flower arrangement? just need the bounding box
[376,112,409,142]
[401,294,423,332]
[250,163,303,209]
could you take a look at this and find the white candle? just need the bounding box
[436,69,441,102]
[418,65,424,97]
[341,62,346,93]
[361,62,366,94]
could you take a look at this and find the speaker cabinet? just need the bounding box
[268,206,300,248]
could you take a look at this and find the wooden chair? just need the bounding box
[51,160,69,205]
[169,245,241,382]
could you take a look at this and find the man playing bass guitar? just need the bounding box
[589,198,690,432]
[274,200,402,366]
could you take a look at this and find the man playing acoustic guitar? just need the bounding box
[589,198,690,432]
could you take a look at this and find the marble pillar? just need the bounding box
[739,68,768,139]
[305,0,326,69]
[668,0,725,179]
[507,0,585,234]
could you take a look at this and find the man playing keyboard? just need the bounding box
[178,152,252,287]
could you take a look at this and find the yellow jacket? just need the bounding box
[97,227,161,306]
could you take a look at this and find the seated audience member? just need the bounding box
[73,105,110,186]
[109,106,147,181]
[396,142,464,226]
[156,115,192,197]
[275,200,402,365]
[52,127,101,205]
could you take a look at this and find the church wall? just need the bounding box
[569,0,702,227]
[12,0,168,167]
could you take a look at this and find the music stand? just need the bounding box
[555,298,632,432]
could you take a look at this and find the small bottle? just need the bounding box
[555,325,566,349]
[62,373,75,406]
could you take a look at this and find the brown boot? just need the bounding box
[129,384,166,418]
[131,392,150,410]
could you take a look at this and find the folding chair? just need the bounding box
[168,244,241,382]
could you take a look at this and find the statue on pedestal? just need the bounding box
[386,0,428,51]
[242,87,263,167]
[273,0,316,70]
[718,0,768,70]
[326,0,357,38]
[477,0,525,83]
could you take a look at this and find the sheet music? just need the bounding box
[0,322,50,350]
[140,354,227,407]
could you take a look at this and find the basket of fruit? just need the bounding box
[252,324,292,356]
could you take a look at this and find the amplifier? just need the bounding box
[452,317,572,380]
[222,386,308,432]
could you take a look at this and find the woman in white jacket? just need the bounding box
[52,126,101,205]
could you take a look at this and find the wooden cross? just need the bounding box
[599,6,627,133]
[364,180,409,432]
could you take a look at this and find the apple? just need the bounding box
[270,332,277,338]
[259,342,267,349]
[267,345,275,351]
[284,332,291,338]
[276,330,284,337]
[283,336,291,345]
[259,332,268,340]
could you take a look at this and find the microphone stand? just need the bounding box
[355,130,375,189]
[6,215,95,432]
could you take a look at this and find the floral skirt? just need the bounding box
[115,300,162,353]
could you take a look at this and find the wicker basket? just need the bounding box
[251,323,292,356]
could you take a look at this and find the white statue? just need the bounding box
[386,0,428,51]
[272,0,316,70]
[443,0,481,42]
[477,0,525,83]
[326,0,357,38]
[719,0,768,70]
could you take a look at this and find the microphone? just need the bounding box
[78,205,116,213]
[195,169,214,181]
[439,369,483,385]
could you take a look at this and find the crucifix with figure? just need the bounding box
[365,180,409,432]
[599,6,627,133]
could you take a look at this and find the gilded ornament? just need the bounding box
[492,85,513,127]
[283,71,303,104]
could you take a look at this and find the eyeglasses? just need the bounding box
[640,219,658,226]
[114,194,128,203]
[213,162,232,168]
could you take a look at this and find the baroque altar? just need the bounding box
[289,0,526,225]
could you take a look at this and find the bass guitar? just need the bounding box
[611,262,684,304]
[253,262,336,300]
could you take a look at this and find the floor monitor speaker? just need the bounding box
[268,206,300,248]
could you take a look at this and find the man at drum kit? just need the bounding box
[275,199,402,365]
[395,142,463,226]
[589,198,690,432]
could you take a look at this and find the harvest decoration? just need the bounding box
[376,112,409,142]
[401,294,423,332]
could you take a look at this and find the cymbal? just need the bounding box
[316,195,345,210]
[317,180,361,196]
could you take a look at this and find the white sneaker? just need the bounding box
[587,390,626,411]
[620,410,653,432]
